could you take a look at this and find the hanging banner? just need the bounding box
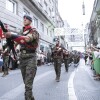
[54,28,65,36]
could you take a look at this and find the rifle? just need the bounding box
[0,20,17,59]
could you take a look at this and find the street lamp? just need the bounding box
[82,0,85,15]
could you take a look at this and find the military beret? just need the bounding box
[23,15,32,22]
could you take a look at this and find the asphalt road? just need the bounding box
[0,59,100,100]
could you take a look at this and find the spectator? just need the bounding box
[84,53,88,65]
[91,45,100,80]
[47,51,51,65]
[37,52,41,66]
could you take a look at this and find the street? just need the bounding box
[0,59,100,100]
[0,0,100,100]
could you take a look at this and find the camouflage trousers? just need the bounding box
[53,58,62,78]
[19,53,37,100]
[3,56,9,74]
[64,59,68,71]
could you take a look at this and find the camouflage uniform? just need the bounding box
[52,46,63,82]
[2,46,9,76]
[63,50,69,72]
[19,26,39,100]
[84,53,88,64]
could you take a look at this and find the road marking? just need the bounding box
[68,69,77,100]
[0,71,53,100]
[76,68,79,72]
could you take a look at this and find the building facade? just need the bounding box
[0,0,64,54]
[88,0,100,46]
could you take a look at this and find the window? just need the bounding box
[71,35,75,42]
[38,0,42,5]
[33,17,38,28]
[40,23,44,32]
[45,27,48,35]
[38,0,42,3]
[52,8,53,12]
[44,1,47,11]
[23,8,30,15]
[49,0,51,3]
[40,45,44,52]
[6,0,17,14]
[52,29,54,36]
[48,8,51,17]
[46,27,48,35]
[50,31,52,37]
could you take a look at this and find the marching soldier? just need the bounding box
[63,50,69,72]
[73,51,80,67]
[3,15,39,100]
[52,41,63,82]
[2,43,10,77]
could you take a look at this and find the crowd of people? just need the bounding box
[0,42,81,78]
[0,43,20,77]
[84,44,100,80]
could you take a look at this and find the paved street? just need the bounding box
[0,59,100,100]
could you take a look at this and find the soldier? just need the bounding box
[52,41,63,82]
[4,15,39,100]
[2,43,10,77]
[63,50,69,72]
[73,51,80,67]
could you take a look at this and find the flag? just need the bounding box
[0,27,5,38]
[11,34,26,44]
[0,24,8,38]
[0,27,2,38]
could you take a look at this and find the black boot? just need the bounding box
[56,77,60,82]
[31,97,35,100]
[66,69,68,72]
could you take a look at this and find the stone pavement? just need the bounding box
[74,59,100,100]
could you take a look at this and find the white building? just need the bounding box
[88,0,100,46]
[0,0,64,54]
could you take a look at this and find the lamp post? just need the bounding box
[82,0,85,15]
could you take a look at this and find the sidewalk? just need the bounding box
[74,59,100,100]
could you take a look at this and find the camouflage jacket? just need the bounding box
[20,26,39,51]
[52,46,63,59]
[63,53,69,60]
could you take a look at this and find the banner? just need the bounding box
[54,28,65,36]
